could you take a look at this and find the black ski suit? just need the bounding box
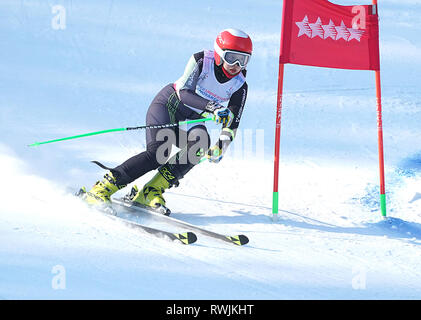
[111,50,248,187]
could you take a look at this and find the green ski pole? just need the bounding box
[28,117,214,147]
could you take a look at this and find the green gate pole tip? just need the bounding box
[380,193,387,219]
[272,192,279,221]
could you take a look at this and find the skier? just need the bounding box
[82,28,252,214]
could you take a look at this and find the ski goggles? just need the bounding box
[221,50,251,68]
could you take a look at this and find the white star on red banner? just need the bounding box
[295,16,365,42]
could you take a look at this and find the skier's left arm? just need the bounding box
[207,82,248,163]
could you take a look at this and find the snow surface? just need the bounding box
[1,0,421,299]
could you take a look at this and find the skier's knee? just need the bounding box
[147,140,171,167]
[187,126,210,164]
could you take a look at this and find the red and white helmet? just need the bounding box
[214,28,253,69]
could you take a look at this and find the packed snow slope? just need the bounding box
[1,0,421,299]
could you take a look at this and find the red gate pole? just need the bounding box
[372,0,386,218]
[272,63,285,220]
[375,69,387,218]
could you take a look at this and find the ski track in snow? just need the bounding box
[1,0,421,299]
[1,148,421,299]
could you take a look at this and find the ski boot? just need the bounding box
[78,171,126,214]
[125,166,179,216]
